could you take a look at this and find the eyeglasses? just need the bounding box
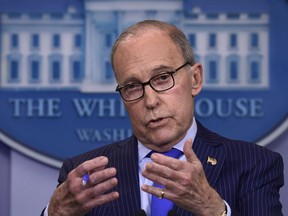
[115,62,190,102]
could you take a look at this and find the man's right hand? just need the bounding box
[48,156,119,216]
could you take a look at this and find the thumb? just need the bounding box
[183,139,198,164]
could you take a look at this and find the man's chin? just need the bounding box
[142,134,177,150]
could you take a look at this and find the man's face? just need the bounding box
[113,30,202,151]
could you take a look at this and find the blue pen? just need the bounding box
[81,173,89,186]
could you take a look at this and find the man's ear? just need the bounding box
[190,63,203,96]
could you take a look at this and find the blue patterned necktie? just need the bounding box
[147,148,183,216]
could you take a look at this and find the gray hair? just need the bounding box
[110,20,195,71]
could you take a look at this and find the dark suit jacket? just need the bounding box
[44,122,284,216]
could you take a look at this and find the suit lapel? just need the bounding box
[109,137,141,215]
[193,138,226,187]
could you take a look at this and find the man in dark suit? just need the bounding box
[42,20,284,216]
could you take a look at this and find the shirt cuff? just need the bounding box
[223,200,231,216]
[43,203,49,216]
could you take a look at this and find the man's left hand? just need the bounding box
[141,139,225,216]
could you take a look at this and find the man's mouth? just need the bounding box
[147,117,168,128]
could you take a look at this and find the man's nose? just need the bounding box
[143,84,159,108]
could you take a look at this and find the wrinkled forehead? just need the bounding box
[113,31,184,83]
[114,29,181,63]
[114,29,181,61]
[118,27,169,49]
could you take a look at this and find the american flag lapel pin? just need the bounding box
[207,156,217,165]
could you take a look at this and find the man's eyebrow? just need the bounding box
[120,64,174,86]
[120,76,141,86]
[151,64,174,73]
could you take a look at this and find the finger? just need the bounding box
[75,156,109,177]
[90,165,106,174]
[74,190,119,212]
[76,177,118,202]
[91,177,118,195]
[50,180,119,215]
[84,191,119,210]
[183,139,198,164]
[67,157,110,190]
[150,153,185,170]
[143,161,174,181]
[89,167,117,185]
[142,163,164,186]
[141,184,164,199]
[142,161,187,191]
[141,183,180,202]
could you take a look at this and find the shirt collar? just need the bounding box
[138,117,197,163]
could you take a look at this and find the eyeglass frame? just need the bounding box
[115,62,191,102]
